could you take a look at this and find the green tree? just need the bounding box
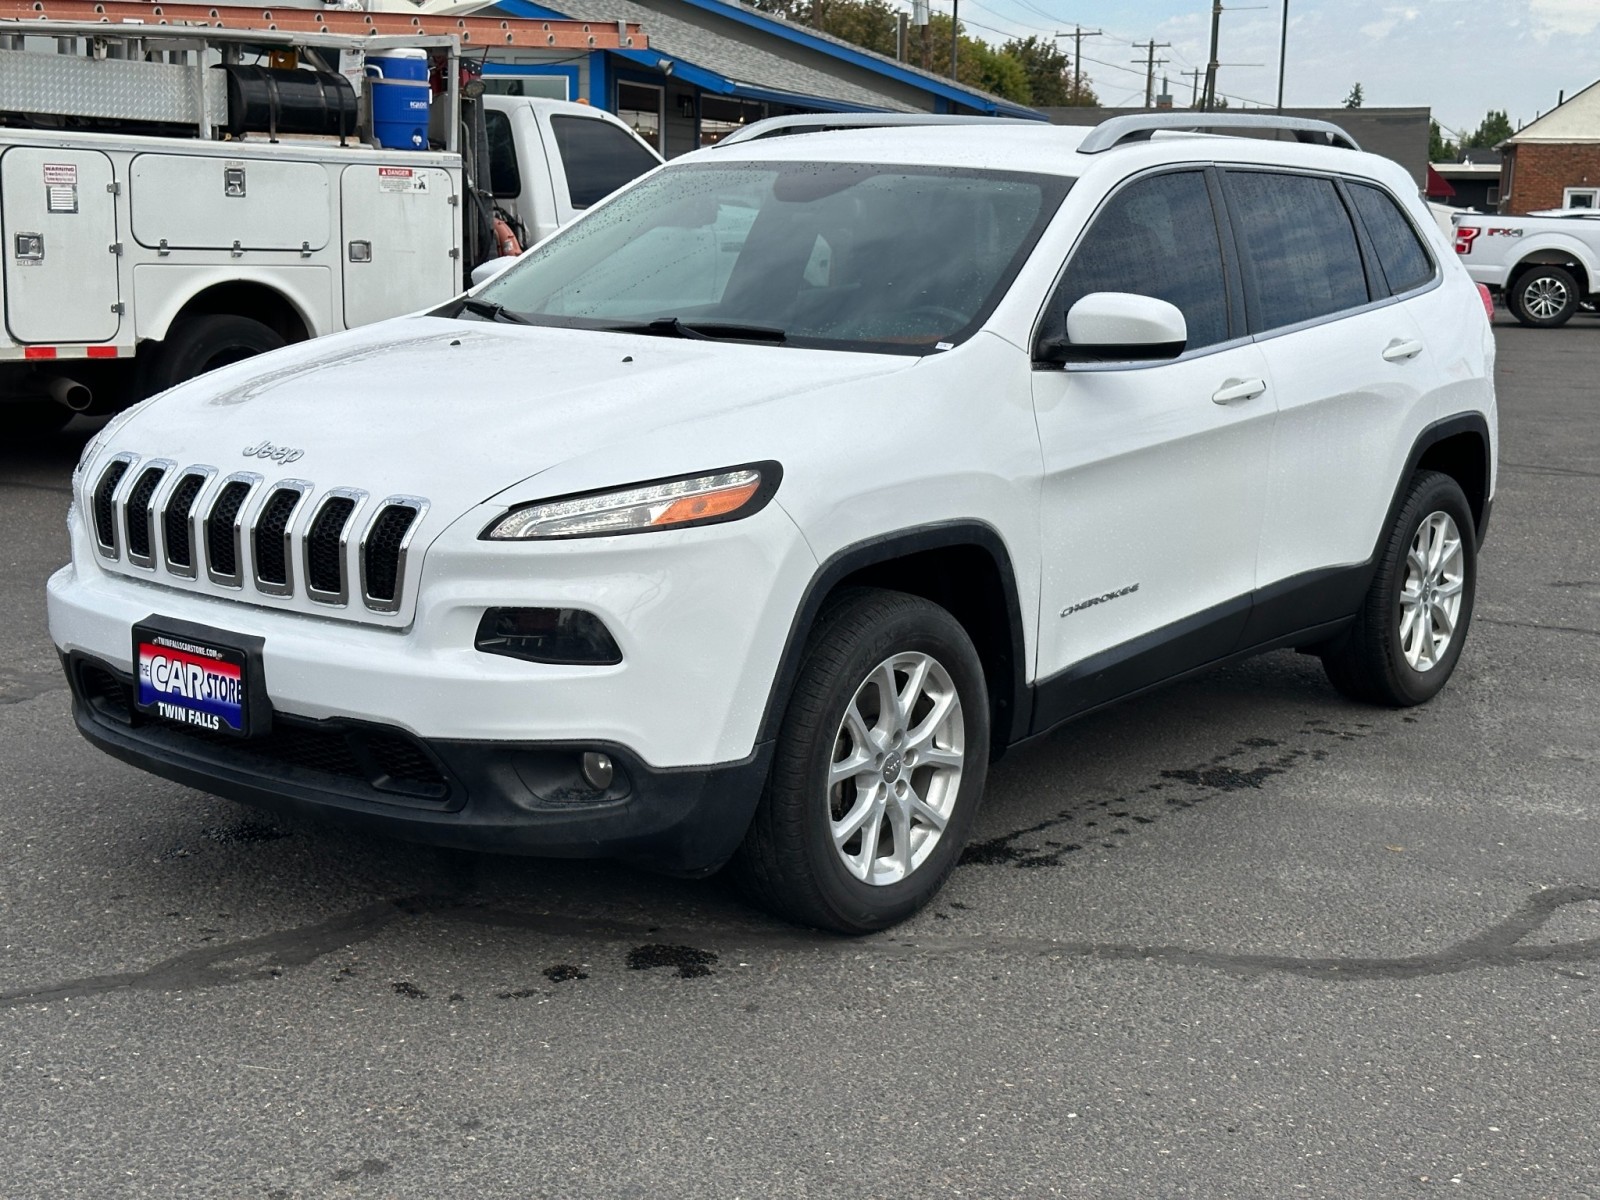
[1429,120,1459,161]
[751,0,1039,104]
[1343,82,1364,108]
[1001,35,1098,107]
[1463,109,1513,148]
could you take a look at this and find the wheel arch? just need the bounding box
[1509,244,1592,297]
[757,522,1031,760]
[1382,413,1494,554]
[135,277,318,347]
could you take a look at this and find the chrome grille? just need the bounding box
[252,482,311,595]
[123,463,170,568]
[161,470,211,578]
[84,454,427,615]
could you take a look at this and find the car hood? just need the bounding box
[102,316,916,515]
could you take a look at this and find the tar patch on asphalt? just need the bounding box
[627,944,718,978]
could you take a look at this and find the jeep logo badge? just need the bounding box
[243,440,305,465]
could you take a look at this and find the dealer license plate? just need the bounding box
[133,625,250,737]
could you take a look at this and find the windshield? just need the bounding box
[474,161,1072,353]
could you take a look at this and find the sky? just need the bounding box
[906,0,1599,138]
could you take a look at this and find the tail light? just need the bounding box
[1476,283,1495,321]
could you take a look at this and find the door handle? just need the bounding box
[1382,337,1424,362]
[1211,377,1267,405]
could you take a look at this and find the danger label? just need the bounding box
[43,163,77,185]
[377,167,429,194]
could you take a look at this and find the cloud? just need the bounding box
[1530,0,1600,37]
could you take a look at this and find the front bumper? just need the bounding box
[66,653,772,875]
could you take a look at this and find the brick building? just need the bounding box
[1502,79,1600,212]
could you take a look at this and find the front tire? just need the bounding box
[732,589,990,933]
[1508,266,1580,327]
[1320,471,1477,706]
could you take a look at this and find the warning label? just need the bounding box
[43,163,77,185]
[377,167,429,194]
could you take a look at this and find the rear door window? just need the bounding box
[1046,170,1233,351]
[484,110,521,199]
[1349,183,1436,295]
[1225,171,1371,331]
[548,116,659,210]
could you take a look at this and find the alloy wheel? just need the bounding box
[1523,276,1570,321]
[1399,511,1465,672]
[827,651,964,886]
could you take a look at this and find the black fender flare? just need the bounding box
[755,520,1032,755]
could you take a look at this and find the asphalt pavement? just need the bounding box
[1,316,1597,1198]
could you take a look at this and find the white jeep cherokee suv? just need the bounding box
[49,114,1497,933]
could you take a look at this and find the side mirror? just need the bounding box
[1036,292,1187,365]
[470,256,518,289]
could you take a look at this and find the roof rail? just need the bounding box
[1077,113,1361,154]
[714,112,1040,147]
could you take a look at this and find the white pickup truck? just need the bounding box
[1,22,661,432]
[1453,208,1600,327]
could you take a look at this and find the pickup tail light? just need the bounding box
[1476,284,1495,322]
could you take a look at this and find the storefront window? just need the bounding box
[618,82,665,153]
[699,97,767,147]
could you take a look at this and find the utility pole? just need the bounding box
[950,0,959,79]
[1183,66,1204,108]
[1275,0,1288,111]
[897,9,908,62]
[1202,0,1222,110]
[1132,39,1170,109]
[1055,25,1101,102]
[911,0,930,72]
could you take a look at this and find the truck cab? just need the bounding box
[483,97,662,246]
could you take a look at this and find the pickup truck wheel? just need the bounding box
[731,589,989,934]
[1320,471,1477,706]
[1509,266,1580,327]
[143,315,286,395]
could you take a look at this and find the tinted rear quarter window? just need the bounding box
[1349,183,1436,295]
[1227,171,1369,331]
[549,116,659,209]
[1048,170,1231,351]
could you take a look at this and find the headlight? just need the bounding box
[484,462,780,540]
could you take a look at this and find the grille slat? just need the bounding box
[362,503,421,609]
[92,458,132,553]
[162,472,207,573]
[123,466,168,564]
[253,486,303,589]
[205,480,253,583]
[306,495,358,599]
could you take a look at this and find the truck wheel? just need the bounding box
[731,589,989,934]
[1320,471,1477,707]
[143,315,285,395]
[1508,266,1580,327]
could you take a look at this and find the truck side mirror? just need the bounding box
[471,257,518,289]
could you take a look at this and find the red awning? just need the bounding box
[1426,165,1457,198]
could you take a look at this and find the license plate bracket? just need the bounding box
[132,616,270,738]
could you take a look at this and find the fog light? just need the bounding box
[475,607,622,665]
[581,752,615,790]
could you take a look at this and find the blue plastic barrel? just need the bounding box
[366,49,431,150]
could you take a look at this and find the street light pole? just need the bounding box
[950,0,959,78]
[1276,0,1288,112]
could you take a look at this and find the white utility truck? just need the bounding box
[1453,208,1600,327]
[0,18,661,431]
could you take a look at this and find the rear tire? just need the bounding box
[141,314,285,396]
[1508,265,1580,327]
[1320,471,1477,706]
[731,589,989,934]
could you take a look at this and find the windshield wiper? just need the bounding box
[605,317,787,343]
[455,296,533,325]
